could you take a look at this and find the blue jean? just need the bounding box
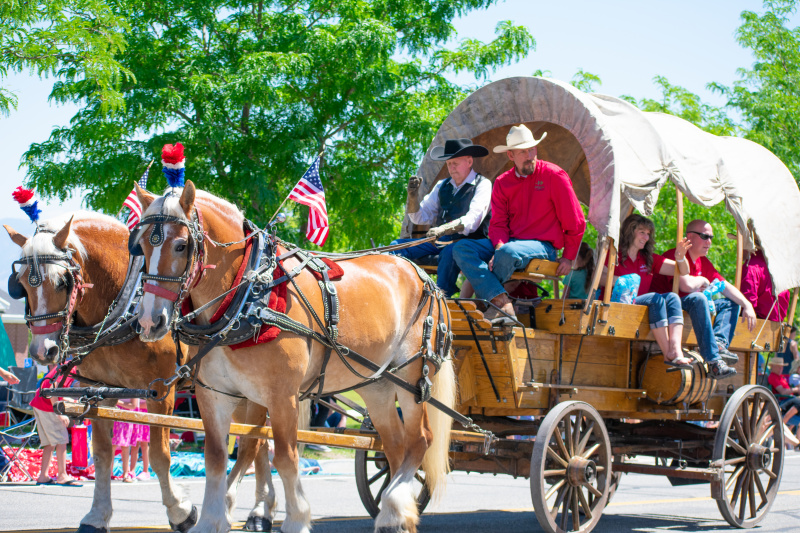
[452,238,557,301]
[635,292,684,329]
[681,293,740,363]
[391,235,459,296]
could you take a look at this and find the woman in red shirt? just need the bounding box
[601,215,693,368]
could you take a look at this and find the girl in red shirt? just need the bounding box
[601,215,693,368]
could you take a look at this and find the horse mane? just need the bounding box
[145,188,244,227]
[16,211,109,284]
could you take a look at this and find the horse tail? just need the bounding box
[421,349,456,503]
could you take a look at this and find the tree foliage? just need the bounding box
[0,0,131,115]
[23,0,534,250]
[711,0,800,180]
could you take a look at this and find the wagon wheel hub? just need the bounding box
[746,443,771,471]
[567,456,597,486]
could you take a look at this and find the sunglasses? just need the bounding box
[688,231,714,241]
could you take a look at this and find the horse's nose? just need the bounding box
[45,344,59,362]
[154,314,166,331]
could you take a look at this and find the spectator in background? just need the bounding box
[565,242,595,300]
[112,398,138,482]
[30,366,81,486]
[131,400,151,480]
[740,247,791,322]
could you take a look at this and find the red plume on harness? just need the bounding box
[162,143,185,188]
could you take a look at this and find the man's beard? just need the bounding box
[520,160,536,175]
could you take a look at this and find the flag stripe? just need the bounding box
[121,167,150,230]
[288,157,328,246]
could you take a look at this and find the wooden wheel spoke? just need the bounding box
[368,465,390,486]
[576,421,595,456]
[582,442,601,459]
[547,445,569,468]
[544,469,567,477]
[733,415,749,448]
[753,473,768,507]
[595,466,606,473]
[725,465,744,493]
[737,471,750,522]
[572,414,583,456]
[749,394,762,438]
[726,436,747,456]
[748,470,757,519]
[724,456,746,466]
[753,398,770,438]
[577,484,593,520]
[741,399,752,442]
[572,486,581,531]
[756,425,775,446]
[762,466,778,480]
[565,416,574,457]
[375,471,392,506]
[545,478,566,501]
[559,487,571,531]
[583,480,603,498]
[730,466,746,504]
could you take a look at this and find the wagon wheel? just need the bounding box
[354,419,430,518]
[530,401,612,533]
[711,385,784,528]
[607,455,624,503]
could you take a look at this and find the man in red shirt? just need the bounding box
[452,124,586,324]
[766,358,800,444]
[651,219,756,366]
[741,249,790,322]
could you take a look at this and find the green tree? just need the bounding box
[710,0,800,181]
[23,1,534,250]
[0,0,131,115]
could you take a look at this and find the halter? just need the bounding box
[10,248,93,358]
[130,201,207,316]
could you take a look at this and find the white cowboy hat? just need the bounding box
[493,124,547,153]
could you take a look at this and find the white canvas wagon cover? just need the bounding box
[413,76,800,293]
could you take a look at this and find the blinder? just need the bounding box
[128,228,145,256]
[7,272,25,300]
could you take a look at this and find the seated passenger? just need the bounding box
[766,358,800,446]
[599,215,695,369]
[391,138,491,297]
[452,124,586,324]
[565,242,595,300]
[741,246,790,322]
[650,219,757,379]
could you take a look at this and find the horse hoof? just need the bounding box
[76,525,108,533]
[169,505,198,532]
[244,515,272,531]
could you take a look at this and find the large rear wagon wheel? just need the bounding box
[530,401,612,533]
[712,385,784,528]
[354,419,430,518]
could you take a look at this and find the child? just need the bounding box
[30,366,81,486]
[130,401,151,480]
[565,242,594,299]
[112,398,137,482]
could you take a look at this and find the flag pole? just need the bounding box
[267,147,326,226]
[118,159,155,218]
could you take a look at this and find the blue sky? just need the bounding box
[0,0,795,222]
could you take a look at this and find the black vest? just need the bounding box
[435,174,491,240]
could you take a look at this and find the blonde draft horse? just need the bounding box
[133,181,456,533]
[4,213,280,533]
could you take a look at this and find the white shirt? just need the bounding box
[409,169,492,236]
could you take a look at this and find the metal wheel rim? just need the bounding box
[530,401,612,533]
[712,385,784,528]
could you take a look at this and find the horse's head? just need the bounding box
[4,217,87,364]
[131,181,199,342]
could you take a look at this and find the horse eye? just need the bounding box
[175,242,187,253]
[55,280,67,291]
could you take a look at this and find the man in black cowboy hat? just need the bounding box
[391,138,491,297]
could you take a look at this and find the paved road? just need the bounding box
[2,453,800,532]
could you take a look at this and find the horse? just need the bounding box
[131,181,456,533]
[4,212,282,533]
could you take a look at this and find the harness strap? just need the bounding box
[143,282,181,302]
[31,322,64,335]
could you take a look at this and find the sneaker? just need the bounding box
[709,359,737,380]
[136,472,151,481]
[123,472,136,483]
[306,444,331,453]
[716,343,739,365]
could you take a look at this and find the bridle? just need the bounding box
[9,241,93,358]
[129,201,207,317]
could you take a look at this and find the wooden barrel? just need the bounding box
[685,350,716,406]
[639,354,693,405]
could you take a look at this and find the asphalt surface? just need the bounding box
[2,453,800,532]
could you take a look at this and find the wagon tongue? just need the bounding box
[41,386,157,401]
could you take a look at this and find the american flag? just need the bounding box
[123,165,151,230]
[288,156,328,246]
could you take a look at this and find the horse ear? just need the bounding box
[3,225,28,248]
[180,180,196,216]
[134,181,156,213]
[53,216,74,251]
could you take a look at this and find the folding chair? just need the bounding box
[0,366,40,482]
[6,366,37,426]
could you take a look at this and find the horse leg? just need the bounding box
[270,395,311,533]
[359,383,407,482]
[147,397,196,531]
[189,387,241,533]
[77,401,115,533]
[226,400,276,532]
[373,391,432,533]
